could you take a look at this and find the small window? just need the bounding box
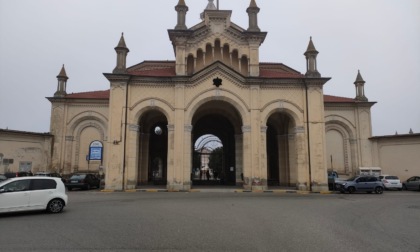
[31,179,57,190]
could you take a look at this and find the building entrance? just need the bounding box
[191,101,242,187]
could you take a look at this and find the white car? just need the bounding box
[0,177,68,214]
[378,175,402,190]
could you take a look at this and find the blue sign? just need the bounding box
[89,141,103,161]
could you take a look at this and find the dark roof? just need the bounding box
[324,95,356,103]
[66,90,110,99]
[0,129,53,137]
[370,133,420,140]
[62,90,357,104]
[126,61,304,78]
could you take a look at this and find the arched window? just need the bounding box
[196,49,204,70]
[241,55,248,76]
[187,54,194,75]
[223,44,230,65]
[232,50,239,70]
[205,44,213,65]
[214,39,222,61]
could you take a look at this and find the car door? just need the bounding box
[0,179,31,213]
[355,177,368,191]
[28,179,57,210]
[408,177,420,190]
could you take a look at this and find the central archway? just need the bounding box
[191,100,243,187]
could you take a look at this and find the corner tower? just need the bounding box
[354,70,368,101]
[54,65,68,97]
[168,0,267,77]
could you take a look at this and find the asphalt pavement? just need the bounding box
[0,190,419,252]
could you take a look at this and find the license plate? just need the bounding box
[71,180,78,183]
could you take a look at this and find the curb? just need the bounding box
[100,189,336,194]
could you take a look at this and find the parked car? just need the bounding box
[0,177,68,214]
[335,176,384,194]
[0,174,7,182]
[65,173,100,190]
[402,176,420,191]
[378,175,402,190]
[35,172,61,177]
[4,171,33,178]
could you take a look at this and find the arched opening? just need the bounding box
[187,54,194,75]
[266,112,297,188]
[214,39,222,61]
[191,100,243,187]
[205,44,213,65]
[137,110,168,186]
[192,135,223,184]
[240,55,248,76]
[222,44,230,65]
[232,50,239,70]
[196,49,204,71]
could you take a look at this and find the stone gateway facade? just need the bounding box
[46,1,381,192]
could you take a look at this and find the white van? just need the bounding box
[358,167,382,177]
[0,177,68,214]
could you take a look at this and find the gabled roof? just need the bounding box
[65,90,110,99]
[323,95,356,103]
[126,61,303,78]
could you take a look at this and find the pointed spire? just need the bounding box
[116,33,128,49]
[304,37,321,78]
[305,37,319,54]
[55,64,68,97]
[247,0,261,32]
[205,0,217,10]
[175,0,189,29]
[409,128,414,134]
[354,70,368,101]
[57,64,68,79]
[113,33,129,74]
[395,131,398,135]
[250,0,258,8]
[201,0,217,20]
[355,70,365,83]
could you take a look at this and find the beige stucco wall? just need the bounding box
[49,99,109,175]
[371,135,420,181]
[0,130,53,174]
[324,103,375,176]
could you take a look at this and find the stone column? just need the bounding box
[242,125,252,190]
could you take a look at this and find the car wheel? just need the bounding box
[402,185,407,191]
[348,187,356,194]
[47,199,64,213]
[375,187,384,194]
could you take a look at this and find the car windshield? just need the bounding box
[385,176,398,179]
[70,174,86,179]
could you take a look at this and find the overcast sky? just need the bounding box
[0,0,419,136]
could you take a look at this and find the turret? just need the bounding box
[304,37,321,78]
[354,70,368,101]
[247,0,260,32]
[113,33,129,74]
[54,64,68,97]
[175,0,189,30]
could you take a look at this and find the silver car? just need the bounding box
[335,176,384,194]
[402,176,420,191]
